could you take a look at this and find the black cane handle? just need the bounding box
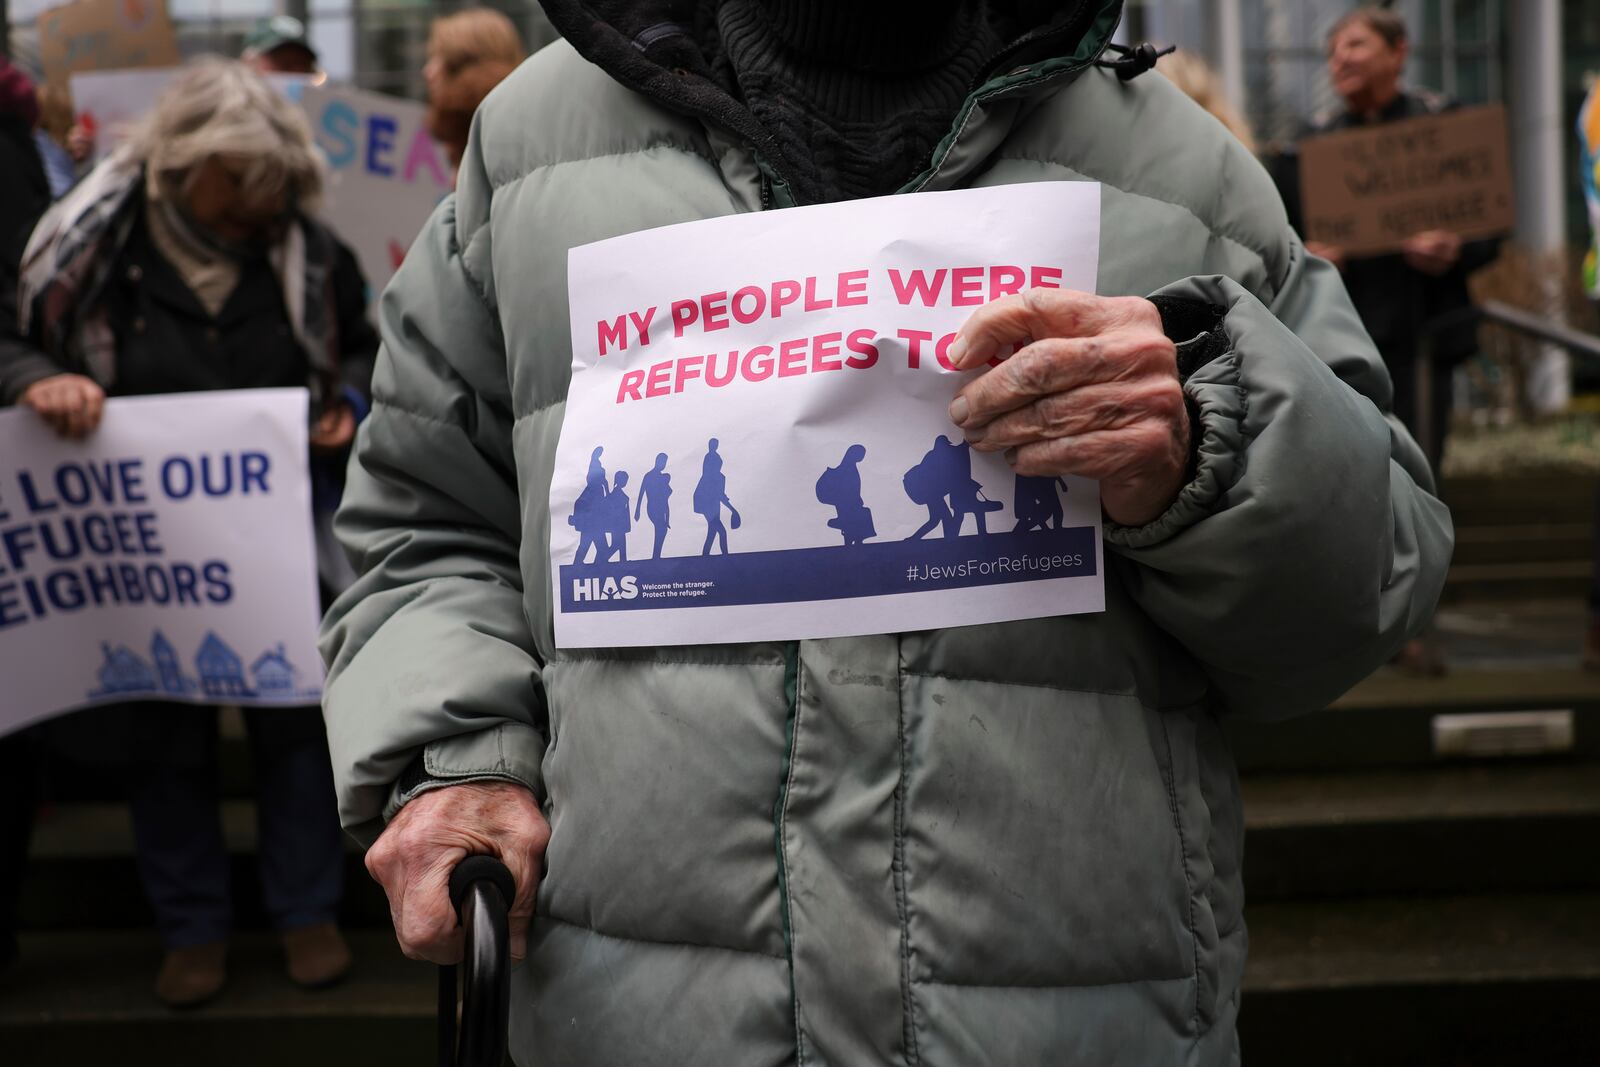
[440,854,514,1067]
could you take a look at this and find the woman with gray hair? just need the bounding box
[0,58,375,1006]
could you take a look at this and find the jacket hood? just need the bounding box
[534,0,1124,203]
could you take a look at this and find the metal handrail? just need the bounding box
[1474,300,1600,364]
[1413,301,1600,471]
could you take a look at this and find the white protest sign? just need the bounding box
[67,76,430,305]
[70,67,175,162]
[551,182,1105,648]
[303,83,453,303]
[0,390,323,736]
[72,68,313,164]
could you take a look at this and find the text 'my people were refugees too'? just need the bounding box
[599,265,1068,404]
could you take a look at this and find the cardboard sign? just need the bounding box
[37,0,179,90]
[0,390,323,736]
[1299,104,1514,257]
[551,182,1106,649]
[303,84,453,302]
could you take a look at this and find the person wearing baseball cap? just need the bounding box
[243,15,319,76]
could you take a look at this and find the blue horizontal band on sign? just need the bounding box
[558,527,1097,612]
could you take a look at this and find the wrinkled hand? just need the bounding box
[21,373,105,438]
[1401,229,1462,276]
[309,402,356,452]
[947,289,1190,528]
[365,780,549,965]
[1305,240,1347,273]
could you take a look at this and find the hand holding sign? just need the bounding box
[21,374,108,439]
[946,290,1188,528]
[309,403,357,452]
[1399,229,1463,277]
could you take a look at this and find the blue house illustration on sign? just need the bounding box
[195,631,253,699]
[250,645,299,696]
[151,630,197,695]
[94,643,156,695]
[90,632,308,704]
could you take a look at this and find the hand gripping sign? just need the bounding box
[551,182,1105,648]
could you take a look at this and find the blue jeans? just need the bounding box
[126,704,344,948]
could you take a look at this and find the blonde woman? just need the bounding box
[0,59,377,1006]
[1154,49,1257,155]
[423,7,527,171]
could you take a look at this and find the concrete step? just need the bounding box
[0,929,433,1067]
[18,801,390,932]
[1239,893,1600,1066]
[1442,559,1591,602]
[1441,475,1597,528]
[3,896,1596,1067]
[1226,667,1600,772]
[1242,762,1600,899]
[1448,522,1591,566]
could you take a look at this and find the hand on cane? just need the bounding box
[366,781,549,964]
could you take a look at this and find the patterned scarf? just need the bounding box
[17,147,340,406]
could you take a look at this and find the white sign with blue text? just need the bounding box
[0,390,322,735]
[551,182,1106,648]
[303,83,453,303]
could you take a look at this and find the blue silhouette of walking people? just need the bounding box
[570,445,610,563]
[694,438,738,556]
[816,444,875,545]
[635,453,672,559]
[947,440,1001,535]
[1013,474,1071,532]
[904,436,1000,539]
[603,470,632,561]
[904,437,958,539]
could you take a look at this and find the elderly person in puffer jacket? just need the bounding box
[320,1,1453,1063]
[0,58,375,1008]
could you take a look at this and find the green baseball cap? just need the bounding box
[242,15,318,62]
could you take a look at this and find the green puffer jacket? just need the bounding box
[320,2,1453,1063]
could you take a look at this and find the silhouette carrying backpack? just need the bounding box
[816,464,848,507]
[902,456,939,505]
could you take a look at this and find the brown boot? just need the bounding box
[155,942,227,1009]
[1583,619,1600,673]
[1392,637,1447,677]
[282,923,352,989]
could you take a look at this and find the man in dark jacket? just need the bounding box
[1299,6,1499,470]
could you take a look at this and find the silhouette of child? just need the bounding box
[604,471,631,562]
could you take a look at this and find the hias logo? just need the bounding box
[571,575,639,602]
